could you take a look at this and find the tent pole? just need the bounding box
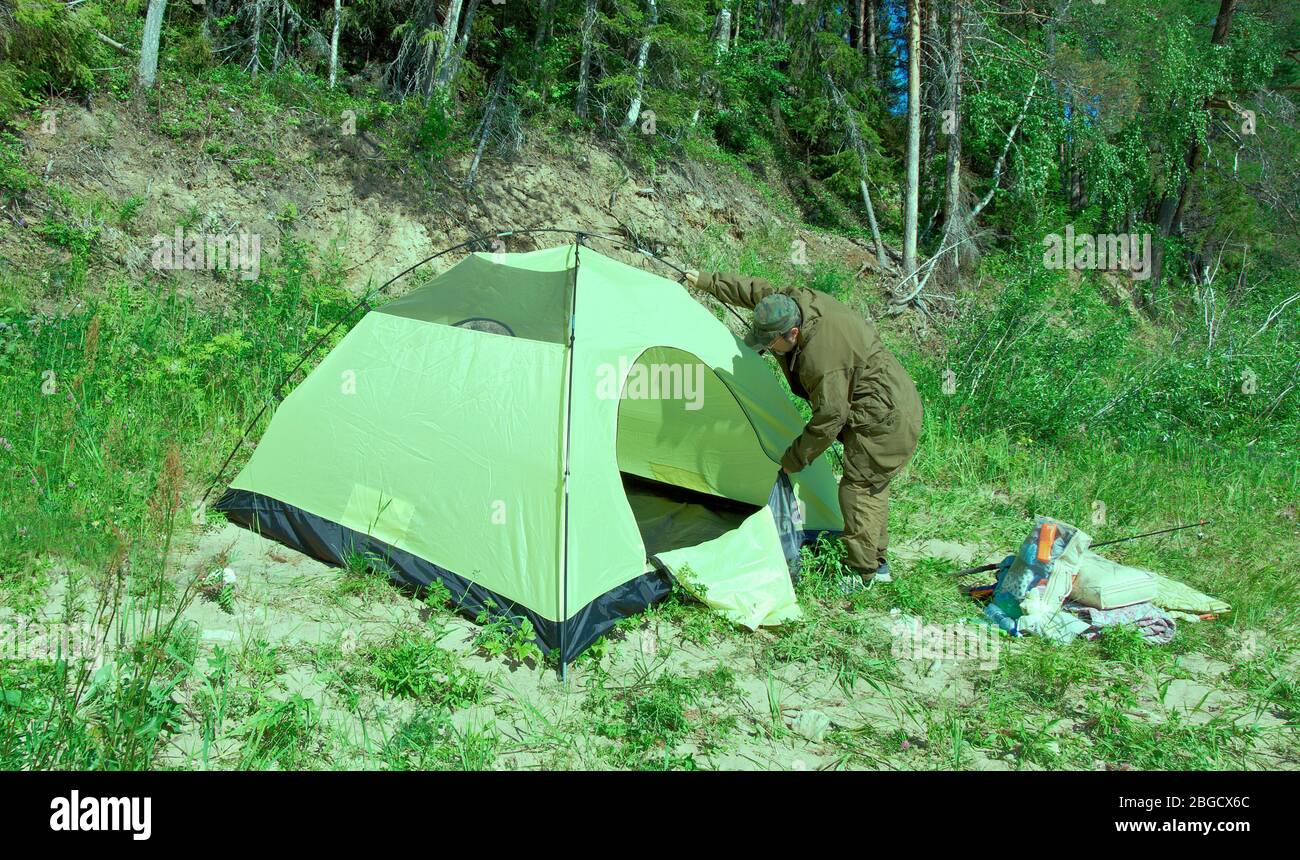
[205,227,743,509]
[200,231,496,506]
[206,225,749,675]
[557,233,583,682]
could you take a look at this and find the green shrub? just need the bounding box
[0,0,109,123]
[0,130,31,202]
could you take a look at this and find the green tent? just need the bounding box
[217,242,843,661]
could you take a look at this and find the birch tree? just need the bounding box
[827,72,888,271]
[902,0,922,281]
[1152,0,1240,289]
[329,0,341,89]
[622,0,658,132]
[429,0,463,91]
[576,0,599,119]
[692,5,731,126]
[138,0,168,89]
[437,0,481,90]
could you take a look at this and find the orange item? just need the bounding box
[1036,523,1059,564]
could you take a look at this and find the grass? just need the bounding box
[582,661,743,770]
[379,712,501,771]
[358,630,488,707]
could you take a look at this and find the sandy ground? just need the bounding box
[155,521,1293,770]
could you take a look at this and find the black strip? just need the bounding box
[213,489,670,663]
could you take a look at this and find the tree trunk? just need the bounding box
[532,0,556,51]
[941,0,966,281]
[467,69,507,191]
[903,0,922,280]
[251,0,262,78]
[329,0,341,89]
[138,0,168,89]
[692,6,731,126]
[866,0,879,88]
[769,0,784,42]
[922,0,939,171]
[434,0,464,89]
[1170,0,1239,229]
[438,0,480,90]
[1151,0,1239,291]
[576,0,599,119]
[271,0,284,73]
[622,0,657,132]
[855,0,866,53]
[968,76,1036,222]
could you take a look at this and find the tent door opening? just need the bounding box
[621,472,760,558]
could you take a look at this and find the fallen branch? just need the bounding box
[968,74,1038,222]
[826,71,889,272]
[96,31,132,55]
[888,230,983,307]
[1251,291,1300,339]
[465,69,507,192]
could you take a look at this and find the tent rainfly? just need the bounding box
[216,242,844,663]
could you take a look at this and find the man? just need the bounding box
[685,269,922,587]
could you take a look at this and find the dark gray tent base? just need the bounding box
[215,488,672,664]
[215,481,838,664]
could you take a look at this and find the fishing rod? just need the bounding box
[952,519,1213,578]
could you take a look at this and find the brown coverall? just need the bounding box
[696,272,923,574]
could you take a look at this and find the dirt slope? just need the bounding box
[4,97,884,309]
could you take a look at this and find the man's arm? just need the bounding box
[688,271,778,309]
[780,368,852,473]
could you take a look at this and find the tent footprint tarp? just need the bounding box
[217,243,842,661]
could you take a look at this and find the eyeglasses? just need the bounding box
[752,332,791,356]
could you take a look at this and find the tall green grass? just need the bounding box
[0,181,356,767]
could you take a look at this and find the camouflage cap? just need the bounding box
[744,293,802,350]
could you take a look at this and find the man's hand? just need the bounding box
[684,269,699,288]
